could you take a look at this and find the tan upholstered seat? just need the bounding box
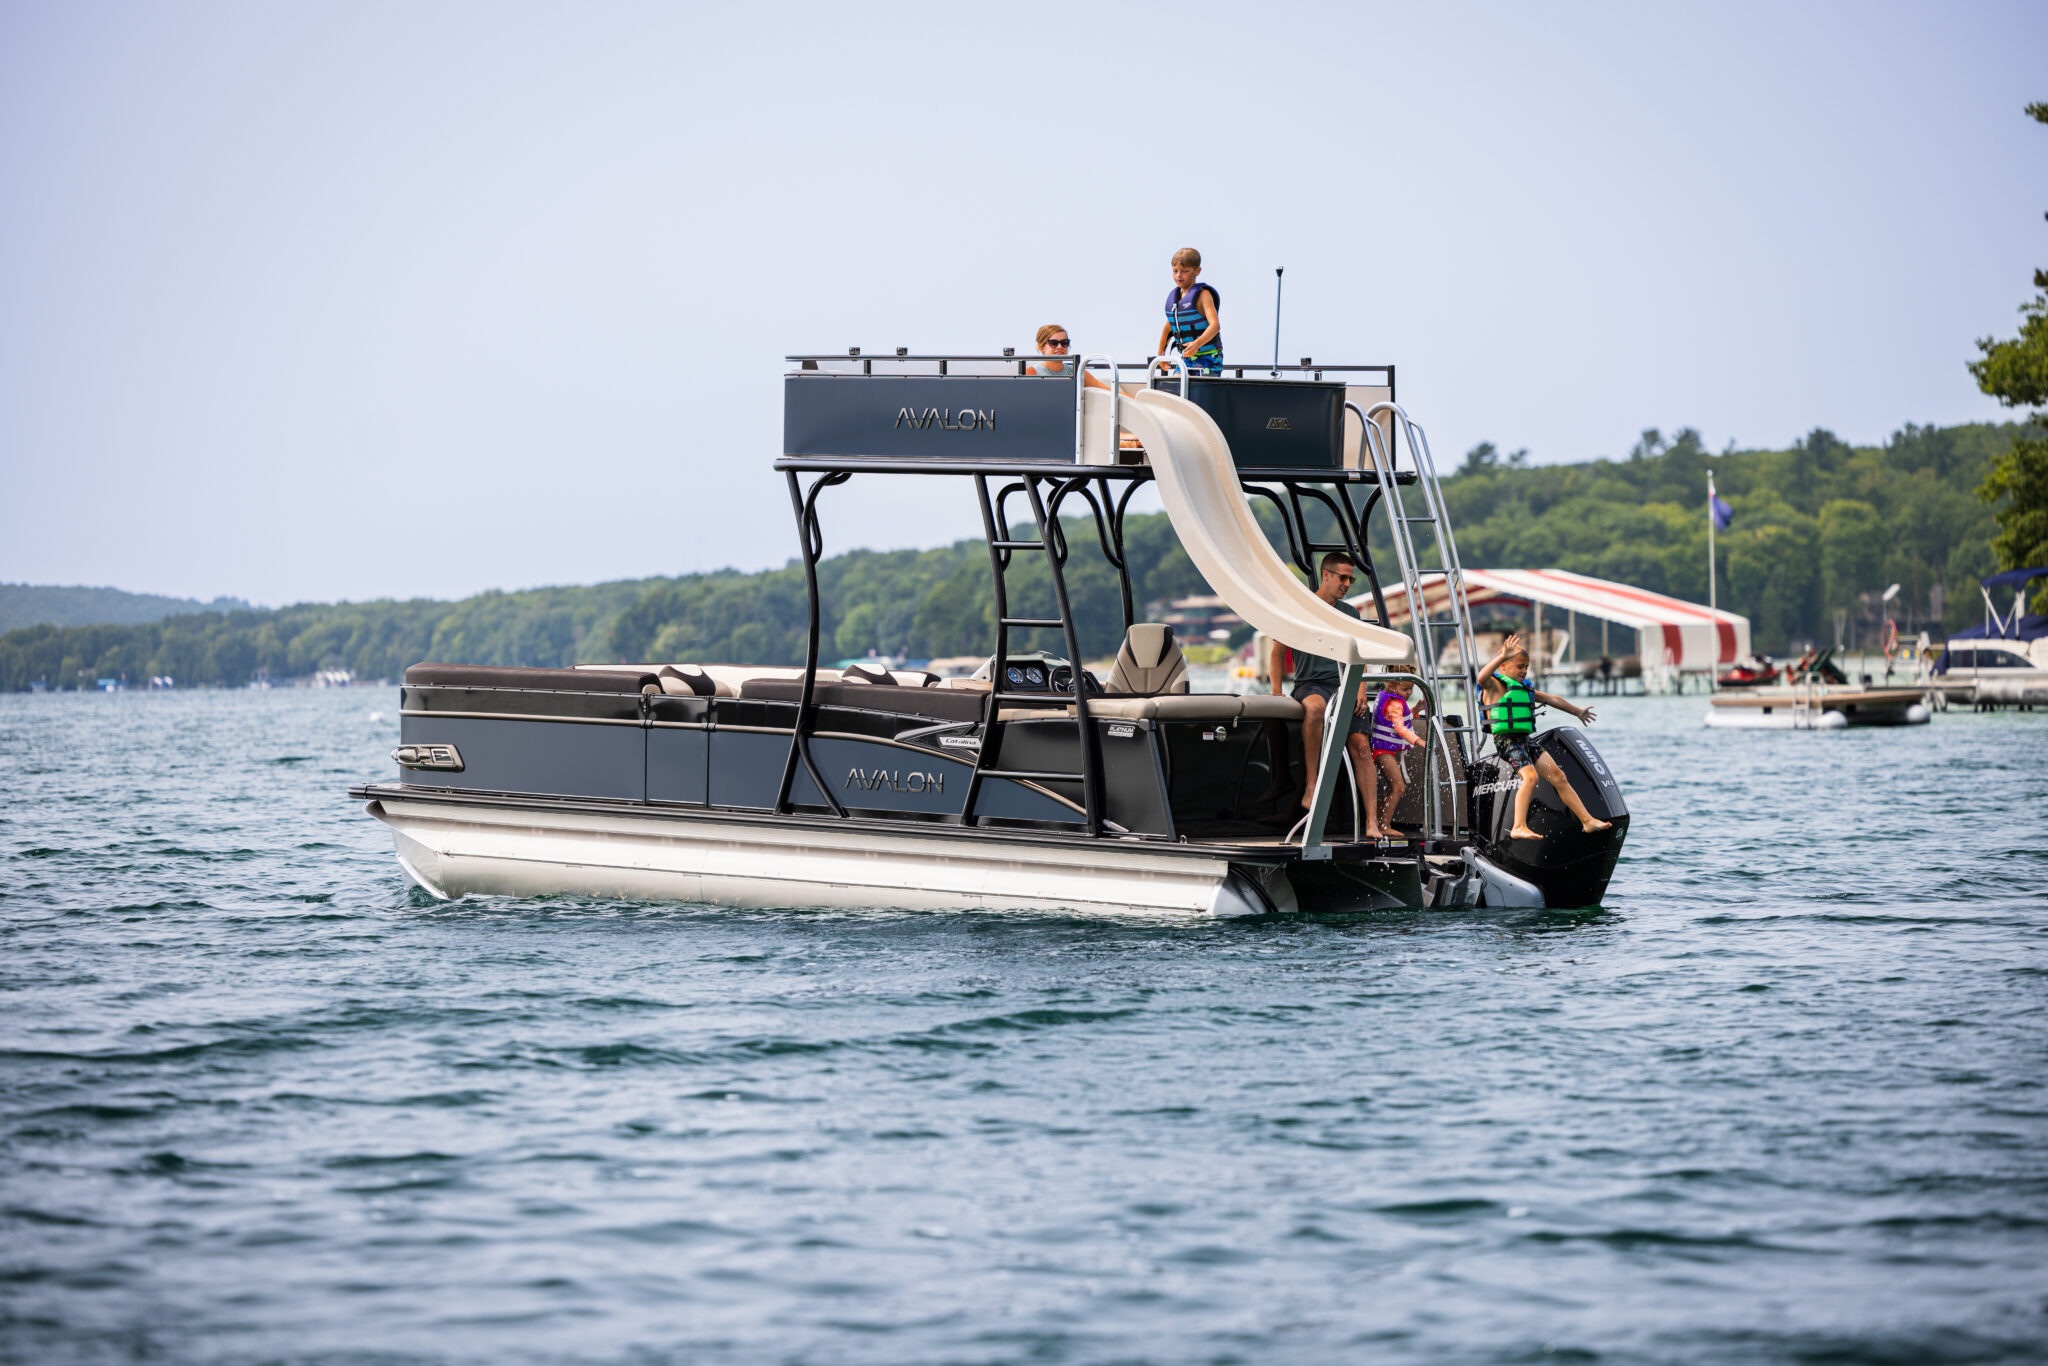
[1237,694,1306,721]
[1086,694,1243,721]
[1106,624,1190,695]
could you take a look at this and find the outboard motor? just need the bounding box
[1468,728,1629,907]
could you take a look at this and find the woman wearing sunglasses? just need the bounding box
[1029,325,1110,389]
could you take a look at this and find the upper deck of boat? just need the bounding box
[777,352,1414,482]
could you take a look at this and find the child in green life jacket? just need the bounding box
[1475,633,1612,842]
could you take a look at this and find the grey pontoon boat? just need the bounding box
[350,353,1630,914]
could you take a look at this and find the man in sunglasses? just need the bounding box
[1028,325,1110,389]
[1270,552,1378,815]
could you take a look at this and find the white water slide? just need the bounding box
[1104,388,1416,671]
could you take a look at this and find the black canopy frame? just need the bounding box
[770,455,1414,835]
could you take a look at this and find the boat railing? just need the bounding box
[1296,671,1438,870]
[1355,401,1482,839]
[786,351,1391,387]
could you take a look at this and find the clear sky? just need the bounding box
[3,2,2044,606]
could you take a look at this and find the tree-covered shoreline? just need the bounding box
[2,419,2032,691]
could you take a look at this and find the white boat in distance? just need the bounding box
[1934,566,2048,708]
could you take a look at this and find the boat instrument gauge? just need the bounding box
[1005,665,1025,687]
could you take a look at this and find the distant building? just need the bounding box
[1153,594,1244,642]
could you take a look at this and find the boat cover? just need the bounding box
[1374,568,1751,671]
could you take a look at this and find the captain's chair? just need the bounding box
[1106,623,1190,695]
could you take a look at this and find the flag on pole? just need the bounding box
[1710,488,1733,530]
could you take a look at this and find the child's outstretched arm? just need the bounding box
[1532,689,1597,724]
[1389,698,1424,745]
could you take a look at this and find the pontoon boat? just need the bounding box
[350,354,1631,914]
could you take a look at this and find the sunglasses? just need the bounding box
[1329,572,1355,584]
[1044,339,1071,348]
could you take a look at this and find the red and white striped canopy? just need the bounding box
[1363,568,1751,671]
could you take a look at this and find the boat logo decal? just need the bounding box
[1472,776,1521,796]
[937,735,980,750]
[393,743,464,772]
[845,766,944,794]
[893,406,996,432]
[1107,723,1137,738]
[1265,416,1292,430]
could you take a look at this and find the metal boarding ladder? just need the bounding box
[959,472,1105,836]
[1351,401,1485,839]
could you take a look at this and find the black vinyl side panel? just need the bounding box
[993,718,1170,834]
[709,731,792,810]
[397,695,1104,828]
[807,736,971,817]
[398,715,645,802]
[1155,377,1346,469]
[647,728,708,805]
[784,375,1075,462]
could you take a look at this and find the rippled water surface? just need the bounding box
[2,689,2045,1364]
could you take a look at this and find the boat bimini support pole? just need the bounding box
[776,468,850,817]
[1297,658,1363,859]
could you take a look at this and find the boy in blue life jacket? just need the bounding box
[1475,633,1612,842]
[1156,247,1222,375]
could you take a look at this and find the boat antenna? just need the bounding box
[1272,267,1284,376]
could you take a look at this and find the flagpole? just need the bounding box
[1707,472,1719,692]
[1707,471,1718,616]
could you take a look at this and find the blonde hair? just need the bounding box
[1034,323,1067,348]
[1505,645,1531,665]
[1171,247,1201,269]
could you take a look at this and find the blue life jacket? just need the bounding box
[1164,283,1222,373]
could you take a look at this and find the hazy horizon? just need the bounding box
[4,2,2044,606]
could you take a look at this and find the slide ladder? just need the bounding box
[1355,402,1484,837]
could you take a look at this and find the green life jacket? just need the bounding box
[1487,676,1536,737]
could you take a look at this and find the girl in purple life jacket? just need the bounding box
[1364,678,1425,841]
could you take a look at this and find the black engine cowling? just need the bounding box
[1467,727,1629,908]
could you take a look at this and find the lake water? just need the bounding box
[2,689,2044,1365]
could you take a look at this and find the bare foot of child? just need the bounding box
[1580,817,1612,833]
[1509,825,1542,841]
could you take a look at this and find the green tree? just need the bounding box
[834,602,880,659]
[1968,101,2048,609]
[1818,499,1883,610]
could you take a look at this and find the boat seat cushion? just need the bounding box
[656,664,736,698]
[1238,694,1306,721]
[1105,623,1190,695]
[1079,694,1247,721]
[739,678,987,724]
[840,662,940,688]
